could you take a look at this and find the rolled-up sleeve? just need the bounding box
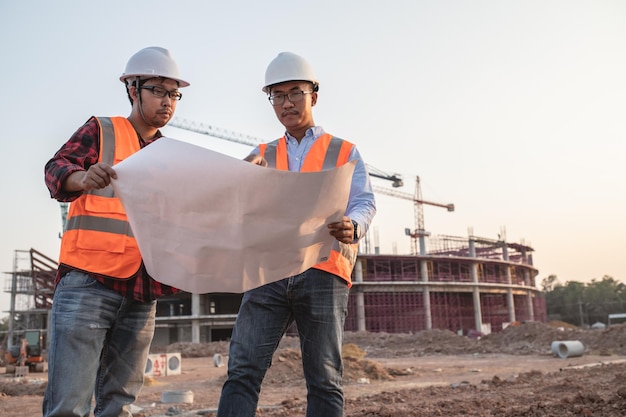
[44,118,100,202]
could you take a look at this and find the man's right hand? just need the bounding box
[244,154,268,167]
[64,163,117,192]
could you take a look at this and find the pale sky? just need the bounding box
[1,0,625,316]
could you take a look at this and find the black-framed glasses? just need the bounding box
[140,85,183,101]
[268,90,313,106]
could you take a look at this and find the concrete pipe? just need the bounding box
[550,341,560,356]
[161,390,194,404]
[213,353,224,367]
[554,340,585,359]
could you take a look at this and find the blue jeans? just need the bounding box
[217,268,349,417]
[42,271,156,417]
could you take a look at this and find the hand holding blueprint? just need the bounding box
[111,138,355,293]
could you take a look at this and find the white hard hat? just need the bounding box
[120,46,190,87]
[262,52,318,93]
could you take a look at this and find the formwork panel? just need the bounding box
[431,260,453,282]
[366,258,392,281]
[347,292,425,333]
[483,264,500,283]
[430,292,474,334]
[513,294,532,322]
[533,294,548,322]
[457,295,477,332]
[430,260,473,283]
[481,293,509,332]
[345,295,359,330]
[363,257,424,282]
[400,259,420,281]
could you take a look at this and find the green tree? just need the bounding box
[585,276,626,324]
[544,275,626,327]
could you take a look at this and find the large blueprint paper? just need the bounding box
[111,138,355,294]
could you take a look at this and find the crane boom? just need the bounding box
[372,185,454,211]
[168,117,261,147]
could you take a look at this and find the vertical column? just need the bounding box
[419,235,427,258]
[502,243,515,323]
[8,268,17,349]
[419,240,431,331]
[421,259,432,330]
[191,293,200,343]
[525,269,535,321]
[469,238,483,332]
[354,258,366,331]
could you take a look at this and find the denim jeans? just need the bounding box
[217,268,349,417]
[42,271,156,417]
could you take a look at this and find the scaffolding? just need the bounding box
[2,249,56,349]
[348,233,544,335]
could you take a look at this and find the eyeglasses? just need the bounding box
[140,85,183,101]
[268,90,313,106]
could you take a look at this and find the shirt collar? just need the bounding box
[284,126,325,143]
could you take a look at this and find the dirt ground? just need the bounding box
[2,321,626,416]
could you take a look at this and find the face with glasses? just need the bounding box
[268,89,312,106]
[132,78,180,127]
[140,85,182,101]
[267,81,317,137]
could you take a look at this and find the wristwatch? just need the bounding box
[351,220,359,241]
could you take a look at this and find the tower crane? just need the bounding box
[168,117,454,255]
[372,177,454,255]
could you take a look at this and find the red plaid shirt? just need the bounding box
[45,116,179,302]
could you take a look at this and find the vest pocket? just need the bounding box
[74,195,130,253]
[74,226,128,254]
[85,194,126,214]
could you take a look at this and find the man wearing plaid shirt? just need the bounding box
[43,47,189,417]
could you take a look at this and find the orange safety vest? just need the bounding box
[259,133,358,286]
[59,116,142,279]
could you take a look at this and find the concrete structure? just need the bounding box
[348,234,544,335]
[3,233,544,348]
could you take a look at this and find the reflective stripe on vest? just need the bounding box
[59,116,142,279]
[65,215,134,237]
[259,134,357,285]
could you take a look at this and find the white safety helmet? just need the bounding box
[120,46,190,87]
[262,52,319,93]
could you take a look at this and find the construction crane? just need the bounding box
[169,117,454,255]
[373,177,454,255]
[168,117,263,148]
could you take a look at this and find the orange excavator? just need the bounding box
[4,330,47,373]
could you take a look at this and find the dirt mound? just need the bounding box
[479,322,626,356]
[263,347,395,385]
[342,329,479,357]
[152,322,626,360]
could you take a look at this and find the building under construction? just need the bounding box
[3,232,544,350]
